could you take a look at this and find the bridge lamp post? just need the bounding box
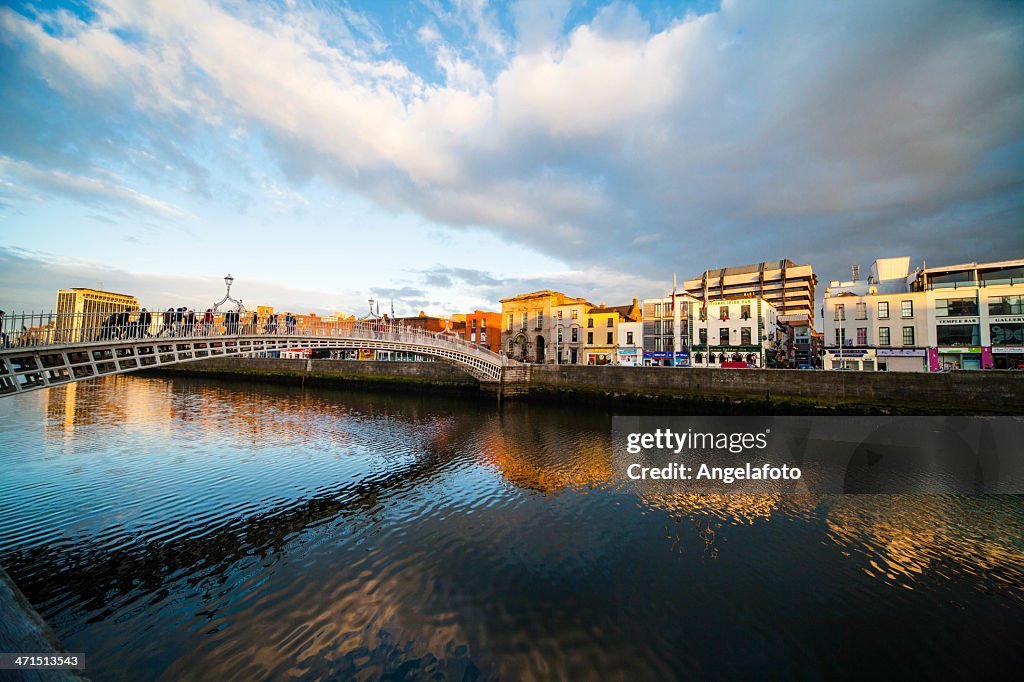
[212,273,245,314]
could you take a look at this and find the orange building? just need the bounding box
[459,310,502,352]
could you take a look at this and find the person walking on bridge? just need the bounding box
[202,309,214,336]
[138,308,152,338]
[160,308,173,337]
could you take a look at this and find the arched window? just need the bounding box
[694,352,703,364]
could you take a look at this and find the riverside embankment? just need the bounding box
[142,357,1024,414]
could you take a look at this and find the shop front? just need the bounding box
[643,351,689,367]
[691,346,762,368]
[586,348,615,365]
[928,346,993,371]
[991,346,1024,370]
[876,348,927,372]
[617,348,641,366]
[823,348,875,370]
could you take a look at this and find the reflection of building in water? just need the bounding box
[824,496,1024,587]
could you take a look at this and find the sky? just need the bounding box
[1,0,1023,318]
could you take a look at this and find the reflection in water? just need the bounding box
[1,375,1022,680]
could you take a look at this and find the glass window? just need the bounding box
[857,327,867,345]
[901,300,913,318]
[879,327,890,346]
[935,297,978,317]
[607,317,613,327]
[471,319,477,330]
[903,326,915,346]
[741,304,751,320]
[481,319,486,330]
[571,328,578,342]
[607,332,613,344]
[587,331,593,344]
[699,328,707,345]
[537,311,544,328]
[557,330,563,343]
[719,328,729,344]
[654,304,662,317]
[878,301,889,319]
[862,360,875,372]
[720,307,730,321]
[988,296,1023,315]
[627,331,634,345]
[835,329,846,346]
[587,318,594,328]
[741,327,751,345]
[835,304,845,321]
[572,309,579,319]
[990,323,1024,346]
[521,312,527,328]
[664,320,673,335]
[936,324,980,346]
[556,310,563,319]
[856,302,867,319]
[507,314,513,331]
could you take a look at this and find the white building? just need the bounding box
[689,296,783,368]
[617,321,643,365]
[823,257,1024,371]
[640,293,695,366]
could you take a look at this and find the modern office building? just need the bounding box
[683,259,817,328]
[640,293,695,366]
[55,287,139,343]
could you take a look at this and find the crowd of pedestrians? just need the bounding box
[86,307,320,340]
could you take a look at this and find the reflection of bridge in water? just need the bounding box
[0,311,528,397]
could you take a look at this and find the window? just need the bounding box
[720,307,730,321]
[607,318,613,327]
[903,326,915,346]
[835,329,846,346]
[989,295,1024,315]
[481,319,486,330]
[935,297,978,317]
[471,319,477,331]
[699,306,707,321]
[862,360,875,372]
[879,327,890,346]
[878,301,889,319]
[507,314,513,331]
[719,328,729,344]
[901,300,913,318]
[856,302,867,320]
[835,304,845,321]
[936,324,980,346]
[587,317,594,328]
[856,327,867,345]
[699,328,707,345]
[571,328,578,342]
[741,304,751,320]
[521,312,527,328]
[627,331,634,345]
[557,329,563,343]
[507,340,513,352]
[991,323,1024,346]
[571,309,578,320]
[587,331,593,344]
[664,320,673,336]
[741,327,751,345]
[607,332,614,344]
[556,310,563,319]
[654,303,662,317]
[537,311,544,328]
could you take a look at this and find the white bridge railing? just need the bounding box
[0,309,515,394]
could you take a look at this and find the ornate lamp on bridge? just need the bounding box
[212,273,245,314]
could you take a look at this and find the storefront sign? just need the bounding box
[825,349,870,357]
[877,348,926,357]
[644,351,690,359]
[937,347,985,354]
[992,346,1024,354]
[936,317,980,325]
[990,316,1024,324]
[618,349,639,355]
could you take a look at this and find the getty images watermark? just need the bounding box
[613,416,1024,495]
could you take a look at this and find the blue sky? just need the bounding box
[2,0,1023,316]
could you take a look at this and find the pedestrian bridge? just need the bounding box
[0,315,523,397]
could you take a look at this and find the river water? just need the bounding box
[0,375,1021,680]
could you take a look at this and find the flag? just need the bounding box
[391,299,395,318]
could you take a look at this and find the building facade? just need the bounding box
[689,297,782,368]
[457,310,502,353]
[55,287,139,343]
[640,293,695,366]
[684,259,817,328]
[500,290,592,364]
[583,299,641,365]
[822,257,1024,371]
[617,321,643,365]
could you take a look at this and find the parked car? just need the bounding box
[797,364,816,370]
[721,361,757,369]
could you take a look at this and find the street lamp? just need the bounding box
[212,273,244,313]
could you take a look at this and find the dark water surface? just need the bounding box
[0,375,1021,680]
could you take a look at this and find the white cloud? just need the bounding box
[2,0,1022,290]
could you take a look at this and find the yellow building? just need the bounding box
[500,290,591,363]
[584,299,641,365]
[55,288,138,343]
